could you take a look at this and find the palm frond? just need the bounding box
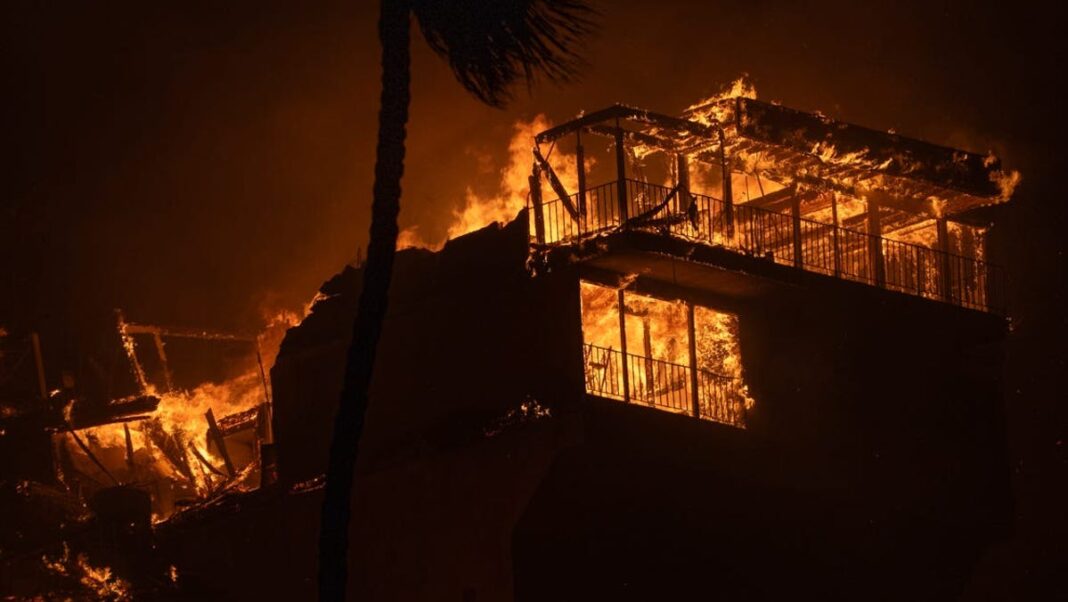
[413,0,597,108]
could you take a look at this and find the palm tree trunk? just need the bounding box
[318,0,410,599]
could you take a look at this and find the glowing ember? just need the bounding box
[42,543,133,601]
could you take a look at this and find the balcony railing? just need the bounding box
[531,179,1005,314]
[583,343,746,427]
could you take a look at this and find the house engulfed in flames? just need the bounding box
[264,95,1016,599]
[525,97,1012,431]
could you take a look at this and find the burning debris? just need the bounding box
[56,310,301,520]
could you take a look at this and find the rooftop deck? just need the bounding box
[526,103,1010,315]
[530,178,1004,313]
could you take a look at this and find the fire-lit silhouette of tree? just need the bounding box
[318,1,595,599]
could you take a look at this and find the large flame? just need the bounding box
[62,305,307,519]
[398,114,580,249]
[579,281,752,426]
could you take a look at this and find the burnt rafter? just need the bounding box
[535,104,720,145]
[587,124,679,152]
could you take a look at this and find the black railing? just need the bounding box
[582,343,747,427]
[531,179,1005,314]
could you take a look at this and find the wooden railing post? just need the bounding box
[916,247,925,295]
[830,193,841,277]
[617,288,630,404]
[529,164,545,244]
[721,142,734,238]
[936,218,953,303]
[867,199,885,286]
[687,303,700,419]
[615,120,628,225]
[576,130,587,219]
[791,195,803,268]
[676,153,691,213]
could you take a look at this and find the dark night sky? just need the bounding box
[2,0,1065,594]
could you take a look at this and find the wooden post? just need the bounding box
[936,218,953,303]
[916,247,925,295]
[676,153,691,213]
[254,340,274,443]
[687,303,700,419]
[151,332,174,392]
[205,408,235,477]
[616,288,630,404]
[641,318,654,402]
[720,138,734,237]
[30,332,47,400]
[530,164,546,244]
[124,423,136,472]
[830,193,841,277]
[867,199,885,286]
[791,195,803,268]
[576,130,587,217]
[615,121,628,224]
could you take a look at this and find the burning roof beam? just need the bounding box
[535,104,719,144]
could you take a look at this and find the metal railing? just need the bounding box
[531,179,1005,313]
[582,343,746,427]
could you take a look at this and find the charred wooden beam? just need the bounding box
[217,405,263,436]
[529,164,546,244]
[120,322,256,343]
[535,104,717,144]
[65,426,121,486]
[576,130,587,214]
[144,419,197,485]
[587,124,677,152]
[68,394,160,430]
[189,443,227,478]
[532,145,579,220]
[205,408,235,478]
[123,423,136,472]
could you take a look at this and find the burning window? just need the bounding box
[579,281,752,427]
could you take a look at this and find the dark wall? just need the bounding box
[268,214,1009,600]
[269,212,585,598]
[514,261,1010,601]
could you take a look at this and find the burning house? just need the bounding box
[1,87,1016,600]
[263,94,1015,599]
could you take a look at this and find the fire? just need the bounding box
[398,114,581,249]
[42,543,132,601]
[60,305,307,520]
[579,281,752,426]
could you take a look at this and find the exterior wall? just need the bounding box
[218,211,1010,600]
[515,254,1010,601]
